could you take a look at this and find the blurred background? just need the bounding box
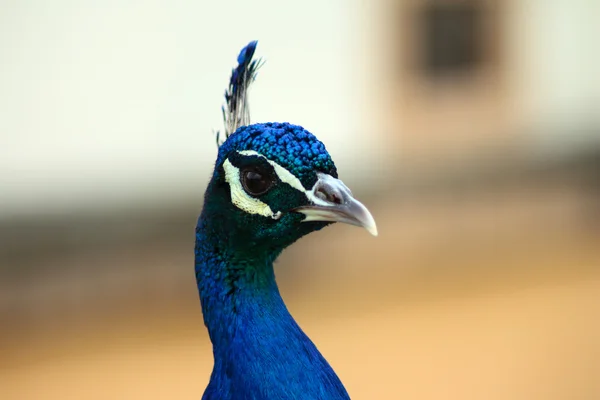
[1,0,599,399]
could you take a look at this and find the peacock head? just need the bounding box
[200,41,376,257]
[203,122,377,254]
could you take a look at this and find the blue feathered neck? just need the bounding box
[195,213,350,399]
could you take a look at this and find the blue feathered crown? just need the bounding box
[216,41,263,147]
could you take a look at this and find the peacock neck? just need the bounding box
[194,214,350,399]
[194,214,310,358]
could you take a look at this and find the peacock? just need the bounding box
[195,41,377,400]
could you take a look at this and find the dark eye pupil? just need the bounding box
[242,169,272,195]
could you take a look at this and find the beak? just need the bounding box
[294,173,378,236]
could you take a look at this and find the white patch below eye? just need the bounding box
[223,159,281,219]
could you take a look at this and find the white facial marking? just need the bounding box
[222,150,332,218]
[222,159,280,219]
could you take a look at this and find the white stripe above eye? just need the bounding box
[238,150,307,193]
[237,150,330,207]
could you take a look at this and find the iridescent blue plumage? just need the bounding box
[195,41,371,399]
[216,122,337,188]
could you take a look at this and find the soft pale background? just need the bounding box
[1,1,599,399]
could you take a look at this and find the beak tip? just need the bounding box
[360,209,378,237]
[364,220,378,237]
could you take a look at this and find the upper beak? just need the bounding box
[294,173,378,236]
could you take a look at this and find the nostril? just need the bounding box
[315,187,328,201]
[330,192,342,205]
[315,186,343,205]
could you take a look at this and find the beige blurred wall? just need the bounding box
[367,0,600,167]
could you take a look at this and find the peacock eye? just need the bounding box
[240,167,273,196]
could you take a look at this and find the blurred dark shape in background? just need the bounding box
[1,1,599,399]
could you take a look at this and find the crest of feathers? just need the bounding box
[216,40,264,147]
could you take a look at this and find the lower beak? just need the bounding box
[294,173,378,236]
